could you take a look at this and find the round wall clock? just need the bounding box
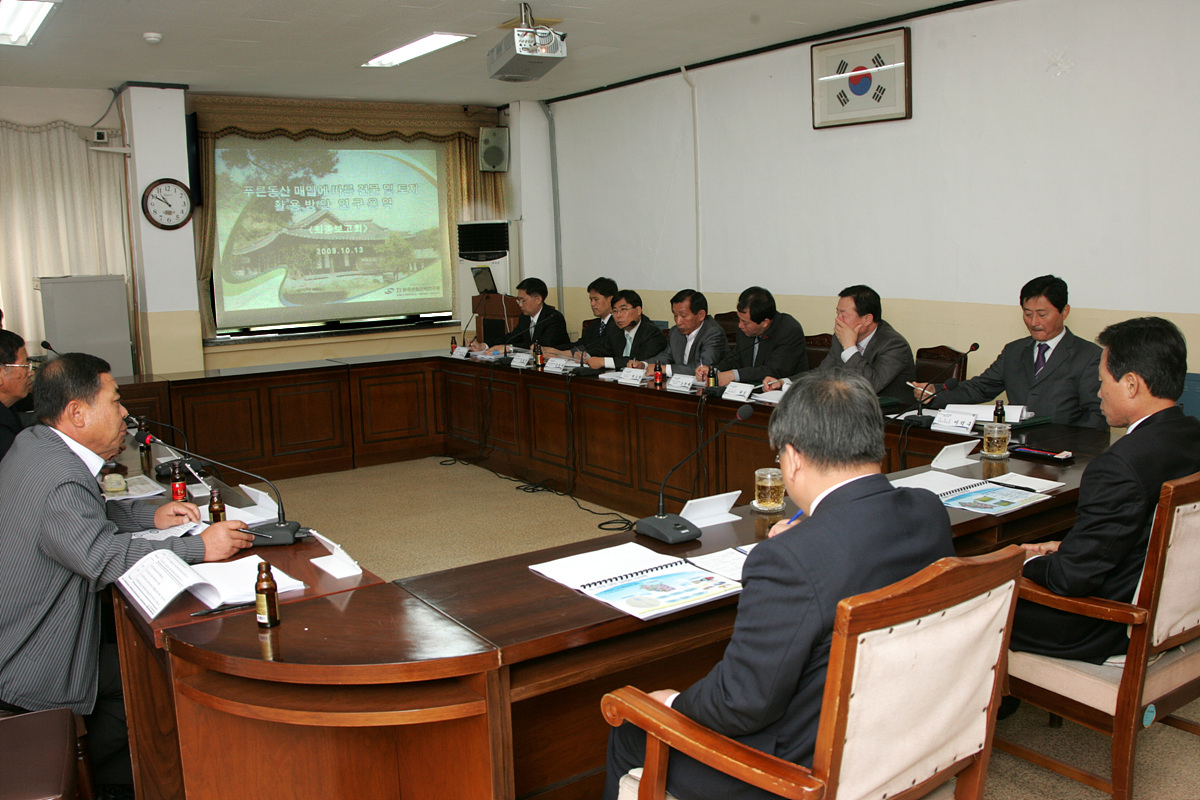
[141,178,195,230]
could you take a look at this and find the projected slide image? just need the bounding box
[212,137,452,330]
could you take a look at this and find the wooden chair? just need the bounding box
[0,708,83,800]
[805,333,832,372]
[581,317,599,339]
[713,310,740,347]
[601,546,1025,800]
[995,471,1200,800]
[914,346,968,384]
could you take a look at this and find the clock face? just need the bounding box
[141,178,194,230]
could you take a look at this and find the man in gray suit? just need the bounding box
[0,353,253,789]
[648,289,730,376]
[911,275,1105,428]
[766,285,914,401]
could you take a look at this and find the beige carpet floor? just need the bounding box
[270,458,1200,800]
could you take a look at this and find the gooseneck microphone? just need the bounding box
[893,343,979,429]
[636,403,754,544]
[41,340,62,357]
[130,425,301,545]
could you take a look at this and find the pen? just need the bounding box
[986,480,1031,492]
[237,528,273,539]
[190,601,256,617]
[786,508,805,524]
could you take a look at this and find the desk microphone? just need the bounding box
[130,428,302,545]
[636,403,754,544]
[40,340,62,358]
[892,343,978,429]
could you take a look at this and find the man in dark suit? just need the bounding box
[0,330,33,461]
[912,275,1105,428]
[544,276,620,358]
[1011,316,1200,662]
[646,289,729,376]
[470,276,571,353]
[708,286,806,387]
[765,285,914,401]
[584,289,668,370]
[603,369,955,800]
[0,353,253,789]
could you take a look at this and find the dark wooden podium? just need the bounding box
[470,293,522,344]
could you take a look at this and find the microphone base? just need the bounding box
[903,413,936,429]
[635,514,702,544]
[248,519,301,546]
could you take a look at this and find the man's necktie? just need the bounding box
[1034,342,1049,375]
[623,332,633,358]
[597,319,606,338]
[752,337,760,365]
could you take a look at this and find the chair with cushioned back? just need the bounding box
[0,707,81,800]
[995,470,1200,800]
[805,333,832,372]
[914,346,967,385]
[601,546,1025,800]
[713,311,740,347]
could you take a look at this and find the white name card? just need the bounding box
[449,347,470,359]
[509,353,533,369]
[618,367,646,386]
[931,409,977,435]
[722,382,754,402]
[666,374,695,393]
[544,357,575,374]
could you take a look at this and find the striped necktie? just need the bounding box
[1034,342,1049,375]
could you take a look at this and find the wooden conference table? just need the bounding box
[113,365,1106,799]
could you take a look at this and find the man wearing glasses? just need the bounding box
[470,277,571,353]
[582,289,668,370]
[0,330,34,461]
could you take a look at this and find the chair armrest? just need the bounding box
[600,687,826,800]
[1017,578,1148,626]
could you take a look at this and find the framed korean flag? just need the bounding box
[812,28,911,129]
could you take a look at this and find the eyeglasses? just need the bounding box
[2,363,35,372]
[612,305,635,313]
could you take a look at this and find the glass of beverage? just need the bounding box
[981,422,1011,459]
[753,467,786,512]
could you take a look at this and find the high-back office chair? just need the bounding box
[601,546,1025,800]
[0,707,90,800]
[995,471,1200,800]
[914,346,968,385]
[804,334,832,372]
[713,311,740,347]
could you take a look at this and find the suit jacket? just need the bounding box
[816,319,915,401]
[715,312,807,385]
[670,475,954,789]
[572,314,619,353]
[929,328,1104,428]
[508,305,571,350]
[0,401,22,462]
[1012,406,1200,662]
[586,318,668,369]
[0,426,206,715]
[650,316,730,371]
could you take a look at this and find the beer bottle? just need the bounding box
[208,488,226,523]
[170,461,186,502]
[255,562,280,628]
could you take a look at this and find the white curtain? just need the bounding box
[0,120,129,345]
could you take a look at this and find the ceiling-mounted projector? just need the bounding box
[487,27,567,82]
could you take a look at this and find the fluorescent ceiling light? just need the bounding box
[363,32,473,67]
[0,0,60,47]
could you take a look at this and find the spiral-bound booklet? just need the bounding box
[529,542,742,620]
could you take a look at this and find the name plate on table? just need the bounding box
[509,353,534,369]
[666,374,696,393]
[722,382,754,402]
[544,357,576,374]
[931,409,976,435]
[449,347,470,359]
[617,367,647,387]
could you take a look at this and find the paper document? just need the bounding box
[945,404,1028,424]
[687,548,749,583]
[118,551,304,617]
[891,471,1050,516]
[530,542,740,621]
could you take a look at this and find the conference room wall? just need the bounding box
[549,0,1200,372]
